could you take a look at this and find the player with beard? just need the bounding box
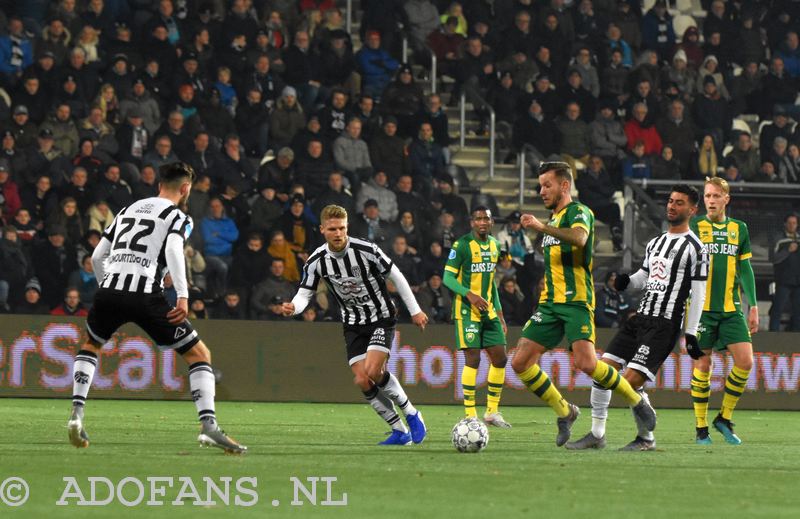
[511,161,657,447]
[567,184,708,451]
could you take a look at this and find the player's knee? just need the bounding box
[510,354,528,374]
[736,356,753,371]
[365,365,384,383]
[182,341,211,364]
[353,373,371,390]
[694,354,711,372]
[573,355,596,375]
[491,354,508,369]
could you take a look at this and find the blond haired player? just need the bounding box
[689,177,758,445]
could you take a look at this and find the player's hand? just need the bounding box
[748,306,759,334]
[466,291,490,312]
[614,273,631,291]
[280,302,295,316]
[789,242,798,253]
[499,316,507,335]
[520,213,544,232]
[167,298,189,325]
[684,334,705,360]
[411,311,429,331]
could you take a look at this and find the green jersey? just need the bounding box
[444,233,501,321]
[540,202,595,308]
[691,215,753,313]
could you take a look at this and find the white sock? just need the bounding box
[377,372,417,416]
[72,350,97,407]
[590,382,612,438]
[632,389,655,441]
[364,385,407,432]
[189,362,216,423]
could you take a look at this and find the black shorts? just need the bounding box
[342,318,396,366]
[602,314,681,382]
[86,289,200,354]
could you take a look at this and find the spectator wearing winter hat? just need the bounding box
[14,278,50,315]
[269,86,306,150]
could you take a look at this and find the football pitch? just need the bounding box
[2,399,798,518]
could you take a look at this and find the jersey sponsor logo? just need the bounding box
[573,212,587,222]
[448,249,457,259]
[632,345,650,364]
[645,279,668,293]
[581,325,590,334]
[464,323,479,343]
[135,203,155,214]
[338,279,364,295]
[651,258,669,280]
[74,371,89,384]
[470,263,496,273]
[542,235,562,247]
[530,312,543,323]
[705,243,739,256]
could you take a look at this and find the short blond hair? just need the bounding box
[321,204,348,223]
[705,176,730,195]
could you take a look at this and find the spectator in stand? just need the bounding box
[421,239,447,278]
[8,104,38,150]
[133,165,159,200]
[760,108,794,162]
[622,140,652,179]
[40,103,79,158]
[198,88,237,145]
[693,75,731,147]
[0,17,34,89]
[14,278,49,314]
[761,57,798,120]
[319,89,351,141]
[37,17,70,67]
[596,271,631,328]
[390,210,424,255]
[295,138,333,201]
[430,174,468,226]
[350,198,390,247]
[23,128,68,188]
[770,213,800,331]
[86,200,113,233]
[213,290,247,320]
[201,197,239,299]
[21,174,58,225]
[78,107,119,162]
[50,286,88,316]
[560,69,596,123]
[751,160,781,184]
[93,163,133,214]
[154,110,193,160]
[576,156,623,250]
[217,134,256,196]
[355,30,399,100]
[771,137,797,183]
[513,99,561,166]
[267,230,302,283]
[662,50,696,103]
[277,194,316,258]
[590,98,628,185]
[404,0,440,56]
[394,173,430,227]
[487,72,523,133]
[33,225,77,308]
[269,86,306,150]
[353,94,381,144]
[355,168,397,221]
[601,48,629,102]
[185,132,220,183]
[641,0,674,57]
[115,108,149,180]
[312,171,355,219]
[45,196,83,246]
[319,29,359,100]
[417,272,451,324]
[333,117,372,184]
[529,73,560,120]
[291,114,327,156]
[369,116,409,183]
[652,145,681,180]
[624,102,662,156]
[67,253,97,308]
[229,231,271,296]
[389,234,421,288]
[604,22,633,69]
[0,163,21,223]
[556,102,591,176]
[498,275,528,326]
[250,184,283,236]
[258,147,296,197]
[0,225,27,310]
[777,31,800,79]
[655,99,696,175]
[408,122,446,199]
[143,135,180,171]
[729,132,761,181]
[282,30,321,112]
[427,209,461,252]
[426,16,463,78]
[381,64,425,139]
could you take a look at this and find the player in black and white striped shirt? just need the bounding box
[568,184,708,451]
[282,205,430,446]
[67,162,246,454]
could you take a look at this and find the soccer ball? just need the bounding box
[451,418,489,453]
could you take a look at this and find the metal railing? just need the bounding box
[345,0,352,34]
[623,178,800,271]
[400,37,437,94]
[459,91,495,178]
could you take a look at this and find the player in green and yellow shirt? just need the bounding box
[689,177,758,445]
[511,161,656,447]
[443,206,511,428]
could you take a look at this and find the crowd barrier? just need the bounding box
[0,316,797,410]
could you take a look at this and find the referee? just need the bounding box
[282,205,429,446]
[567,184,708,451]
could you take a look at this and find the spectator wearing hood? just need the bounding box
[277,194,317,257]
[380,64,425,138]
[269,86,306,150]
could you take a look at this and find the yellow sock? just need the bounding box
[518,364,569,418]
[486,365,505,415]
[462,366,478,418]
[691,368,711,428]
[591,361,642,406]
[721,365,750,420]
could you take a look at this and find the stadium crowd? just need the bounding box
[0,0,799,329]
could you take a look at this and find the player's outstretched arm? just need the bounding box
[740,259,759,334]
[90,236,112,284]
[684,279,708,359]
[520,213,588,247]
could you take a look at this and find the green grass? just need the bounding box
[2,399,798,519]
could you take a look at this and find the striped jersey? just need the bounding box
[690,216,752,312]
[540,201,595,307]
[636,230,708,321]
[300,237,396,325]
[444,233,501,320]
[99,197,192,293]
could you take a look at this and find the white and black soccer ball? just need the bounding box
[451,418,489,453]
